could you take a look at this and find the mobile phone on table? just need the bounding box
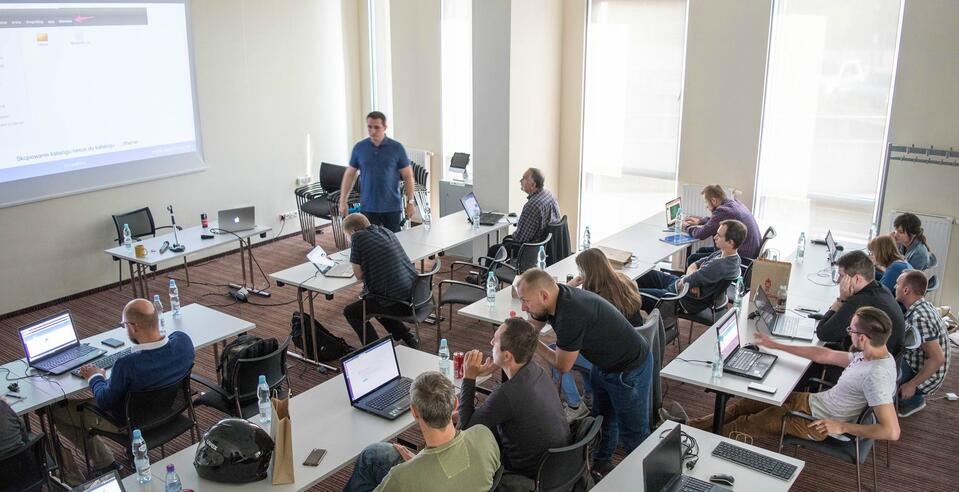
[303,448,327,466]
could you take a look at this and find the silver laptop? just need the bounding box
[341,337,412,420]
[460,192,505,226]
[217,206,256,232]
[665,197,683,230]
[308,246,354,278]
[755,287,815,341]
[19,311,105,375]
[73,470,126,492]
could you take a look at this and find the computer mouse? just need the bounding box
[508,212,518,218]
[709,473,735,486]
[742,343,759,351]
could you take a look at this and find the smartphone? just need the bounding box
[102,338,125,348]
[303,448,327,467]
[748,382,777,395]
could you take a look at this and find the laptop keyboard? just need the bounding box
[727,349,760,371]
[777,316,800,337]
[35,345,96,370]
[70,348,132,377]
[479,212,503,224]
[712,441,797,480]
[366,379,412,410]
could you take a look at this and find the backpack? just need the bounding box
[217,335,279,395]
[290,311,354,362]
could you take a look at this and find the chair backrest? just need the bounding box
[319,162,347,193]
[411,161,429,191]
[514,234,553,273]
[112,207,156,242]
[636,309,663,425]
[412,260,443,309]
[903,325,922,351]
[0,433,48,492]
[545,216,572,267]
[535,416,603,492]
[232,338,290,405]
[852,407,878,463]
[711,278,734,310]
[124,366,195,433]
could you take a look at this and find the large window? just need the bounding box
[440,0,472,179]
[755,0,901,249]
[368,0,394,122]
[579,0,688,241]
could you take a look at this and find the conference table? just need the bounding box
[104,222,272,298]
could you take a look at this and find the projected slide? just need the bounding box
[0,1,202,207]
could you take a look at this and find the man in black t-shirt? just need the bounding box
[518,269,653,476]
[342,213,420,348]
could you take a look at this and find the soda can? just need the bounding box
[453,352,465,379]
[201,213,209,228]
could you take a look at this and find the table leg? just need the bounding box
[239,239,248,287]
[128,261,137,296]
[285,286,339,373]
[708,389,731,434]
[246,238,254,287]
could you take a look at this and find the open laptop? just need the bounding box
[755,287,815,341]
[307,246,354,278]
[665,197,683,230]
[644,426,728,492]
[715,309,777,380]
[217,206,256,233]
[19,311,105,376]
[72,470,126,492]
[341,337,413,420]
[825,229,839,264]
[460,192,505,226]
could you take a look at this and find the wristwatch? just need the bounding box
[407,198,415,205]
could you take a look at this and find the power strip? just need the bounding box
[946,392,958,401]
[229,283,271,298]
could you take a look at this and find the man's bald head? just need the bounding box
[123,298,160,342]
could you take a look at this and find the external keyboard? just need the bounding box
[367,379,412,410]
[728,350,760,371]
[70,348,132,377]
[36,345,97,370]
[680,476,714,491]
[712,441,797,480]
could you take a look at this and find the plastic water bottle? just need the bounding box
[486,271,497,307]
[583,226,591,250]
[537,245,547,270]
[164,464,182,492]
[168,279,181,317]
[123,223,133,251]
[438,339,453,380]
[152,294,166,335]
[712,342,724,380]
[797,232,806,264]
[472,203,481,231]
[733,275,744,311]
[674,207,684,234]
[257,375,272,424]
[132,429,151,483]
[423,201,433,230]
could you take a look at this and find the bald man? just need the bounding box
[52,299,195,486]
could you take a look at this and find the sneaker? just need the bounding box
[659,401,689,424]
[564,402,589,422]
[591,460,616,481]
[401,331,420,349]
[897,399,926,418]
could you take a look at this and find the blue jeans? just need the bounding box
[898,360,926,409]
[365,211,403,232]
[344,442,405,492]
[548,346,594,407]
[636,270,680,313]
[591,354,653,464]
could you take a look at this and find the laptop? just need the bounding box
[715,309,777,380]
[460,192,505,226]
[825,229,838,264]
[341,337,413,420]
[644,426,728,492]
[665,197,683,230]
[71,470,126,492]
[217,206,256,233]
[755,287,815,341]
[307,246,354,278]
[19,311,105,376]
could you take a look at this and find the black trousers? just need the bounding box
[343,297,411,345]
[365,211,403,233]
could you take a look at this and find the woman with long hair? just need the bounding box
[869,235,912,294]
[892,213,931,270]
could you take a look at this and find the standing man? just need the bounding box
[895,270,950,417]
[487,168,561,258]
[683,185,762,264]
[340,111,416,232]
[518,269,652,477]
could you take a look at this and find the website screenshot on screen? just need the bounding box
[0,2,197,184]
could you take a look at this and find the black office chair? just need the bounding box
[0,433,53,492]
[361,261,442,350]
[924,253,940,294]
[111,207,187,290]
[495,234,553,285]
[532,415,603,492]
[297,162,348,246]
[438,247,509,335]
[545,216,572,267]
[636,309,664,429]
[80,368,199,471]
[639,283,689,352]
[192,338,291,419]
[677,278,734,345]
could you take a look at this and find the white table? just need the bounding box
[395,211,511,253]
[120,346,444,492]
[104,222,272,298]
[593,421,805,491]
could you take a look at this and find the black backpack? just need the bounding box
[290,311,354,362]
[217,335,279,395]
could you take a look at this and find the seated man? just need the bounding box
[895,270,951,417]
[342,213,420,348]
[637,219,745,315]
[345,372,501,492]
[0,396,27,456]
[816,250,905,357]
[487,168,560,259]
[667,307,900,444]
[52,299,195,486]
[459,317,570,486]
[683,185,762,264]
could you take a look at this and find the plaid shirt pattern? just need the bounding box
[903,298,951,394]
[512,188,561,244]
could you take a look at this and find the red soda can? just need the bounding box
[201,213,209,228]
[453,352,465,379]
[509,310,517,318]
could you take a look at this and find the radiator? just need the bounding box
[885,211,954,304]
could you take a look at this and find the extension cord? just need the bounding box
[229,283,271,298]
[229,287,249,302]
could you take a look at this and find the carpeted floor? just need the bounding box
[1,227,956,491]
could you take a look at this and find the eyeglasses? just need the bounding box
[120,320,132,328]
[846,326,871,338]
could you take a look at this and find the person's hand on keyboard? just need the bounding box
[78,364,105,380]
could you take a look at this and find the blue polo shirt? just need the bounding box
[349,137,410,213]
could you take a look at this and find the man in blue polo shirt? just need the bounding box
[339,111,416,232]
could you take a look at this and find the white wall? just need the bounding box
[557,0,587,246]
[0,0,359,315]
[472,0,512,211]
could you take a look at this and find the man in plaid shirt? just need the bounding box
[895,270,950,417]
[487,168,560,259]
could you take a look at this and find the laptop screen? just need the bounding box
[643,426,683,491]
[19,311,78,363]
[665,197,682,226]
[755,287,777,326]
[76,471,125,491]
[825,229,837,262]
[342,338,401,402]
[307,245,335,273]
[460,192,482,220]
[716,311,741,361]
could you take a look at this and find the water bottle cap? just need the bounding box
[440,338,448,347]
[166,464,175,472]
[132,429,142,439]
[169,279,176,286]
[258,375,267,384]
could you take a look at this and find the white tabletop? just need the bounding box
[394,211,511,252]
[782,239,867,311]
[593,421,804,491]
[599,221,691,264]
[121,346,444,492]
[3,303,254,416]
[105,223,272,266]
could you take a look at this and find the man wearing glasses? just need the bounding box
[51,298,195,486]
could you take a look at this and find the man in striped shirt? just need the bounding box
[895,269,950,417]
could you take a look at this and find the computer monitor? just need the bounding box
[665,197,682,227]
[18,311,79,365]
[715,310,741,362]
[341,338,401,403]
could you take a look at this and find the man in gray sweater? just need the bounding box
[637,219,745,314]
